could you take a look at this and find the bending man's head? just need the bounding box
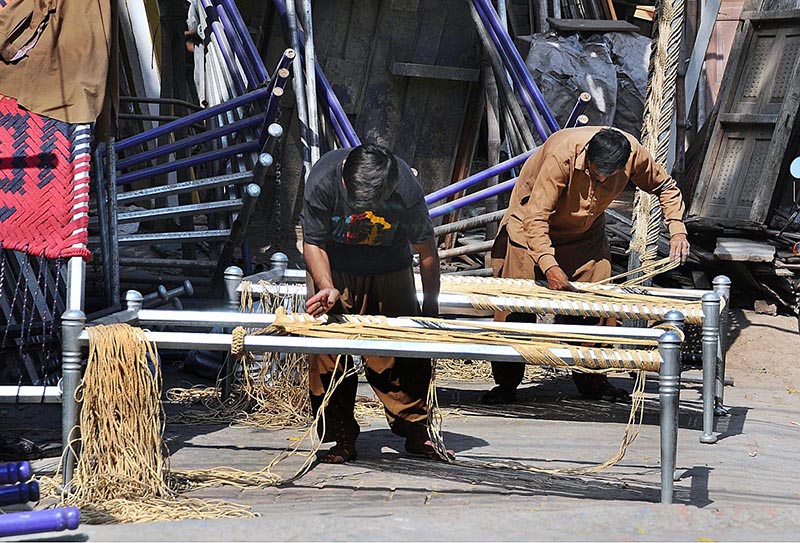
[342,143,399,212]
[586,128,632,179]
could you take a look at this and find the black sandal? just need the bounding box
[574,374,631,403]
[479,386,517,405]
[317,443,358,464]
[404,439,454,462]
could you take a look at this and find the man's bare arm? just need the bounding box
[303,242,340,317]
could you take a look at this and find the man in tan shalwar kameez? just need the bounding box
[483,126,691,404]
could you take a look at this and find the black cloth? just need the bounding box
[300,149,434,275]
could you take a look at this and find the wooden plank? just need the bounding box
[718,113,778,124]
[739,8,800,19]
[389,60,480,81]
[546,18,640,31]
[714,237,776,261]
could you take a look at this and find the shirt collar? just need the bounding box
[574,145,588,172]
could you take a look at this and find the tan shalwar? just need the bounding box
[308,267,430,445]
[490,126,687,391]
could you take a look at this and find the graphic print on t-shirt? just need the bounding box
[331,210,394,246]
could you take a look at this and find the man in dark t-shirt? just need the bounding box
[300,143,447,464]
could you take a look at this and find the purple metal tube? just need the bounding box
[272,0,361,147]
[0,462,31,484]
[0,480,40,506]
[565,92,591,128]
[260,88,286,146]
[116,87,269,152]
[0,507,80,538]
[201,0,247,96]
[268,49,296,92]
[212,2,260,89]
[217,0,269,83]
[425,149,533,205]
[473,0,559,133]
[117,140,260,185]
[429,178,517,218]
[118,114,265,170]
[472,2,548,142]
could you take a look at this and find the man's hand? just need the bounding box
[306,287,340,317]
[545,266,576,291]
[669,233,691,264]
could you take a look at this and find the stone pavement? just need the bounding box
[3,310,800,541]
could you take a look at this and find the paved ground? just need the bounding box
[2,309,799,541]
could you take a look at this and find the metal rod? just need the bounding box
[425,151,531,205]
[120,95,202,110]
[471,0,548,141]
[212,183,262,285]
[218,0,269,83]
[473,0,560,133]
[438,240,495,259]
[117,114,265,170]
[118,258,218,269]
[302,0,321,164]
[117,229,231,245]
[468,0,535,150]
[77,328,659,366]
[0,387,61,404]
[574,114,589,127]
[200,0,247,95]
[565,92,592,128]
[117,171,252,203]
[60,308,85,486]
[434,209,506,236]
[700,292,721,444]
[117,140,261,185]
[117,199,243,224]
[713,275,731,414]
[107,138,120,306]
[286,0,312,178]
[221,266,244,401]
[213,1,260,88]
[429,178,517,218]
[116,87,268,152]
[272,0,360,146]
[93,144,113,305]
[658,326,683,504]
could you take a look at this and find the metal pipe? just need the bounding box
[439,240,495,260]
[425,150,531,205]
[0,507,80,538]
[473,0,560,133]
[117,140,260,185]
[116,87,268,152]
[212,183,261,285]
[200,0,247,95]
[119,95,202,110]
[93,144,113,305]
[213,1,261,87]
[565,92,591,128]
[262,87,287,143]
[118,171,252,203]
[468,0,535,150]
[118,257,218,269]
[60,308,85,486]
[107,138,120,306]
[574,114,589,127]
[118,229,231,245]
[117,114,265,170]
[434,209,506,236]
[272,0,360,146]
[658,326,683,504]
[285,0,312,178]
[302,0,321,164]
[218,0,269,83]
[222,266,244,401]
[429,178,517,218]
[471,0,548,141]
[0,387,61,404]
[117,199,243,224]
[700,292,721,444]
[713,275,731,414]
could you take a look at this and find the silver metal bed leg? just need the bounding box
[700,292,721,444]
[270,252,289,276]
[662,310,684,480]
[659,327,682,505]
[125,290,143,312]
[222,267,244,401]
[61,309,85,487]
[712,276,731,415]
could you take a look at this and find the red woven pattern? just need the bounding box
[0,95,91,261]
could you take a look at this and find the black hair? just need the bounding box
[342,143,399,212]
[586,128,632,175]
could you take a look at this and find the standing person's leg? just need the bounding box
[360,267,443,458]
[307,270,365,463]
[483,235,537,404]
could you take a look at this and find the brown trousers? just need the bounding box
[308,266,430,444]
[489,221,612,390]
